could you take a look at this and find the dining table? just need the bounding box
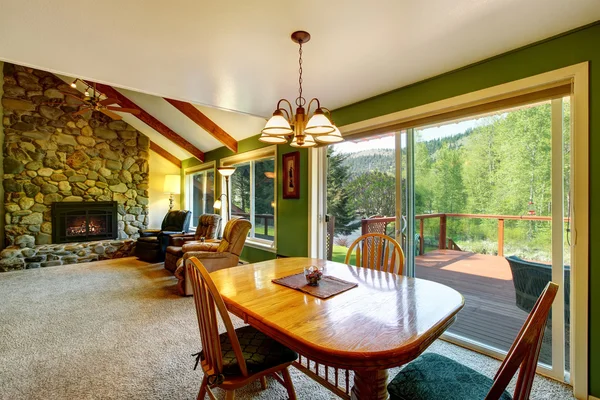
[210,257,464,400]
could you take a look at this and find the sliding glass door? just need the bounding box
[404,98,570,381]
[325,97,572,382]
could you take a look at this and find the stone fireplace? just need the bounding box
[0,63,152,271]
[52,201,118,244]
[1,63,150,249]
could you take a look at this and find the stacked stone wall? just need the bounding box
[1,63,149,252]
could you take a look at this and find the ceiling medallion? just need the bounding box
[259,31,343,148]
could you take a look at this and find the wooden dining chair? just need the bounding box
[186,257,298,400]
[345,233,405,275]
[387,281,559,400]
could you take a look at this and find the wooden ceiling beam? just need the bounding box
[150,142,182,168]
[164,98,238,153]
[83,81,205,162]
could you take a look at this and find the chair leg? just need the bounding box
[260,376,267,390]
[281,367,297,400]
[197,375,208,400]
[224,390,235,400]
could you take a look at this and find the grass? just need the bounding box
[332,245,354,264]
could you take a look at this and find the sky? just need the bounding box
[334,118,487,153]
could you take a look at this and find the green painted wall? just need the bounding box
[181,136,309,263]
[333,22,600,395]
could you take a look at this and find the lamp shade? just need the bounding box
[217,166,236,177]
[163,175,180,194]
[290,134,316,148]
[262,111,293,135]
[315,125,343,144]
[258,133,288,144]
[213,199,222,209]
[304,109,335,135]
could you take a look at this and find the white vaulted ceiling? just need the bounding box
[1,1,599,157]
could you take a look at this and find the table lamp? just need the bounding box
[216,166,236,220]
[163,175,180,211]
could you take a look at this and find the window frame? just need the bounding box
[184,161,216,230]
[221,146,277,252]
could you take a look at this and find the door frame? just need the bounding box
[334,62,589,397]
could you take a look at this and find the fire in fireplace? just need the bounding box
[66,215,107,236]
[52,201,118,243]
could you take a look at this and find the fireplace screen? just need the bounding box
[52,201,118,243]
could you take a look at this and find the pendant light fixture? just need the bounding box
[259,31,344,147]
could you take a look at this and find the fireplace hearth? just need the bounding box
[52,202,118,244]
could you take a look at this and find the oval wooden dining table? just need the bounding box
[210,257,464,400]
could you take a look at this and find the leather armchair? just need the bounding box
[164,214,222,272]
[174,218,251,295]
[135,210,192,262]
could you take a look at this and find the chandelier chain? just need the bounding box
[296,41,305,108]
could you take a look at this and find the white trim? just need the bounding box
[308,147,327,258]
[220,146,278,251]
[337,62,589,397]
[184,160,215,175]
[245,239,277,253]
[220,146,277,166]
[184,161,216,230]
[569,62,589,400]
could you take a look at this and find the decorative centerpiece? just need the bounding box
[304,265,324,286]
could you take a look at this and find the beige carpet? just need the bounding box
[0,257,574,399]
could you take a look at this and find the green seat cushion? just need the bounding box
[202,326,298,376]
[388,353,513,400]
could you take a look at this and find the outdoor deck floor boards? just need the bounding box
[415,249,555,365]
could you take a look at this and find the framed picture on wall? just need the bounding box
[282,151,300,199]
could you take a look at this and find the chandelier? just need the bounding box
[258,31,343,148]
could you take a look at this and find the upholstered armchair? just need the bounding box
[164,213,222,273]
[174,218,251,295]
[135,210,192,262]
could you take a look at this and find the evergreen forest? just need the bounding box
[327,101,571,262]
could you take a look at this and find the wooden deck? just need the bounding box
[415,249,555,366]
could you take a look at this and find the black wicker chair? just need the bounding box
[506,255,570,324]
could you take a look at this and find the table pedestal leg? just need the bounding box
[350,369,389,400]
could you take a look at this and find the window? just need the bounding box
[223,147,276,248]
[185,166,215,228]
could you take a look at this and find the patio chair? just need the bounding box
[345,233,405,275]
[388,282,558,400]
[186,257,297,400]
[506,255,570,324]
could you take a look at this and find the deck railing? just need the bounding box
[231,212,274,237]
[361,213,567,256]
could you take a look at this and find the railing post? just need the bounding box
[419,218,424,255]
[439,215,447,249]
[498,219,504,257]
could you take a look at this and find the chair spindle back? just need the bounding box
[486,282,558,400]
[187,257,248,379]
[345,233,405,275]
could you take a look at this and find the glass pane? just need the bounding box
[231,162,250,221]
[254,158,275,241]
[412,101,557,368]
[325,135,396,262]
[191,170,215,225]
[562,96,571,373]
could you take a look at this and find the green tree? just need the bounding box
[348,171,396,218]
[327,148,354,235]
